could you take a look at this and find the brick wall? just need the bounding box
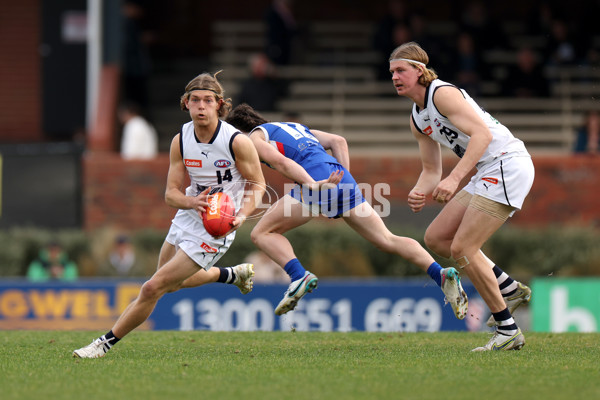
[0,1,42,142]
[83,154,600,231]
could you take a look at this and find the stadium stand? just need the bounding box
[148,19,599,156]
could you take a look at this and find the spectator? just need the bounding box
[501,47,550,98]
[237,53,287,112]
[573,110,600,155]
[264,0,299,65]
[544,19,578,66]
[451,32,483,96]
[98,235,146,277]
[459,0,507,54]
[524,0,555,36]
[409,12,450,75]
[117,101,158,160]
[372,0,410,81]
[27,241,78,282]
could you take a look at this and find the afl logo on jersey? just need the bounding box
[214,159,231,168]
[184,159,202,167]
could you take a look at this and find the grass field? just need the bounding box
[1,331,599,400]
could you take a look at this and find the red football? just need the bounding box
[202,191,236,237]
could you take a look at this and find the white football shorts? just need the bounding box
[165,209,236,270]
[462,155,535,215]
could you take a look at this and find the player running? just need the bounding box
[73,72,265,358]
[389,41,534,351]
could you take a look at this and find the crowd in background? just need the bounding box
[369,0,598,96]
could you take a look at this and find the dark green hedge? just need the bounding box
[1,223,598,280]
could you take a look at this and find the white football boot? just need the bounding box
[472,328,525,351]
[73,336,112,358]
[275,272,318,315]
[232,263,254,295]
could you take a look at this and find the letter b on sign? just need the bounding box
[531,278,599,332]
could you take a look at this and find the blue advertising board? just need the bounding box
[0,279,478,332]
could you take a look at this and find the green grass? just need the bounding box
[1,331,599,400]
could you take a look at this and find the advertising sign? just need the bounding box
[0,279,478,332]
[531,278,600,332]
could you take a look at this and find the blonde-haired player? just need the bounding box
[389,42,534,351]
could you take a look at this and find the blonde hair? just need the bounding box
[389,42,438,86]
[180,70,232,118]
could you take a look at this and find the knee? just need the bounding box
[449,241,467,262]
[140,279,166,301]
[424,228,443,254]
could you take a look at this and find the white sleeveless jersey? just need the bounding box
[177,120,246,222]
[411,79,529,167]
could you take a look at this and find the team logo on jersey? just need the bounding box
[214,159,232,168]
[423,126,433,136]
[184,159,202,167]
[201,242,217,253]
[482,177,499,184]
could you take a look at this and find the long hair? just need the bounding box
[225,103,270,132]
[389,42,438,86]
[180,70,232,118]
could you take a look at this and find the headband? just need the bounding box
[186,87,220,95]
[389,58,426,67]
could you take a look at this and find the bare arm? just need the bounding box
[408,117,443,212]
[230,133,266,228]
[432,86,492,201]
[164,134,209,213]
[250,131,343,189]
[310,129,350,170]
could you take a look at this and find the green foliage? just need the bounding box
[485,225,600,280]
[0,224,598,278]
[0,331,599,400]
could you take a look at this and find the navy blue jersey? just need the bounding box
[252,122,340,168]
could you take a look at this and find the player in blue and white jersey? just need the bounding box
[389,42,534,351]
[226,103,468,317]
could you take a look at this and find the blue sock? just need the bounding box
[427,262,443,287]
[284,258,306,281]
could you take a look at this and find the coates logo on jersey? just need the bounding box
[214,159,231,168]
[423,126,433,136]
[200,242,217,253]
[185,159,202,168]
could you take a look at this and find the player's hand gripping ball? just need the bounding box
[202,191,236,237]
